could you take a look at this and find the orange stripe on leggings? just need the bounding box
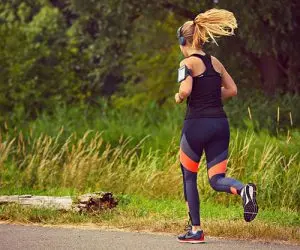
[208,159,227,178]
[180,148,199,173]
[230,187,238,195]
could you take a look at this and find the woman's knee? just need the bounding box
[208,174,224,191]
[182,167,197,182]
[209,178,219,191]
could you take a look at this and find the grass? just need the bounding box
[0,95,299,244]
[0,194,299,244]
[0,129,299,211]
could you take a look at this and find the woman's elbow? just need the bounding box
[232,88,237,96]
[229,85,238,96]
[179,90,191,98]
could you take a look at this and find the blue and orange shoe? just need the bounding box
[177,230,205,244]
[241,183,258,222]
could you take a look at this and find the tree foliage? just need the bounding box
[0,0,299,122]
[0,1,81,122]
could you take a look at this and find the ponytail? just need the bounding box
[192,9,237,48]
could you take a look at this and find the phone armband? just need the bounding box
[177,65,191,83]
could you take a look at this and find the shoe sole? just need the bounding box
[243,183,258,222]
[177,239,206,244]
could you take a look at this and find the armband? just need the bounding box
[177,65,192,83]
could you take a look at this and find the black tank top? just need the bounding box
[184,53,227,119]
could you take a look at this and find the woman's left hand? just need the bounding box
[175,93,184,104]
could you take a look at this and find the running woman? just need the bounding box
[175,9,258,244]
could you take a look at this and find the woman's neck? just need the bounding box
[185,47,205,57]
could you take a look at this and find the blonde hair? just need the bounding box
[181,8,237,48]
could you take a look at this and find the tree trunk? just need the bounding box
[259,54,280,95]
[0,195,73,210]
[0,192,118,213]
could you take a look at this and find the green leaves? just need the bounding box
[0,1,81,123]
[0,0,299,125]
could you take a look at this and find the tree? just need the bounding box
[155,0,300,95]
[0,1,81,122]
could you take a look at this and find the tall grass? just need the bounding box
[0,91,299,211]
[2,88,300,145]
[0,126,299,211]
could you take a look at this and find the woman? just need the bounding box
[175,9,258,244]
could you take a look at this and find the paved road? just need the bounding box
[0,224,299,250]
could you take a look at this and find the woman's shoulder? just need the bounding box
[179,56,205,73]
[211,55,222,65]
[179,57,194,68]
[210,55,224,74]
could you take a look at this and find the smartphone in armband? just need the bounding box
[178,65,191,83]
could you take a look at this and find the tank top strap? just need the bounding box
[188,53,219,76]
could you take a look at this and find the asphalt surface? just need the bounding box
[0,224,299,250]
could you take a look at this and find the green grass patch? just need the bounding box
[116,194,300,227]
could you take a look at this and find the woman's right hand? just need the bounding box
[175,93,184,104]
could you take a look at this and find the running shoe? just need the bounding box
[241,183,258,222]
[177,230,205,244]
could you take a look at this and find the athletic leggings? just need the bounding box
[179,117,244,226]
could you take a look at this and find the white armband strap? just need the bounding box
[178,65,192,83]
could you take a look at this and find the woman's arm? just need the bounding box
[175,59,193,104]
[212,56,237,101]
[220,65,237,101]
